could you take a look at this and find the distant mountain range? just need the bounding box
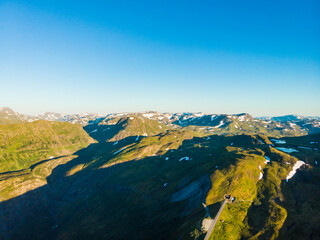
[1,107,319,137]
[0,107,105,125]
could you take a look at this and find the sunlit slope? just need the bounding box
[0,120,94,172]
[84,115,171,142]
[206,134,320,240]
[0,129,319,240]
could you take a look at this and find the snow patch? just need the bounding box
[143,113,155,119]
[286,160,305,182]
[271,139,286,144]
[238,115,246,121]
[264,156,271,164]
[179,156,190,161]
[259,172,263,180]
[211,115,218,121]
[213,120,225,128]
[113,147,128,155]
[289,122,297,128]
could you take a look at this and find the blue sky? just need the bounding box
[1,0,319,116]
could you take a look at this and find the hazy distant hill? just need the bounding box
[0,107,35,124]
[1,107,319,136]
[0,107,104,125]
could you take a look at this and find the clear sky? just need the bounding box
[1,0,319,116]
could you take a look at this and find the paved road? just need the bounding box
[204,198,228,240]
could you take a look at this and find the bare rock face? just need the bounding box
[202,218,214,232]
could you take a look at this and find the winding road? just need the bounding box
[204,198,228,240]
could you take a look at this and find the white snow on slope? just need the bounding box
[289,122,297,128]
[264,156,270,164]
[113,141,118,145]
[113,147,128,155]
[271,139,286,144]
[194,113,204,117]
[259,172,263,180]
[211,115,218,121]
[136,135,140,141]
[213,120,224,128]
[179,156,190,161]
[143,113,155,119]
[238,115,246,121]
[286,160,305,182]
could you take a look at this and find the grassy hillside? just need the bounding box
[0,124,319,239]
[0,120,94,173]
[84,115,170,142]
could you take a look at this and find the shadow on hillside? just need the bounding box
[83,121,124,142]
[243,141,320,240]
[0,133,257,240]
[276,167,320,240]
[0,156,68,181]
[171,115,232,128]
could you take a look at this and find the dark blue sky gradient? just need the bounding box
[1,0,319,115]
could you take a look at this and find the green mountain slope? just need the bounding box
[0,120,94,173]
[84,115,171,142]
[0,119,319,240]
